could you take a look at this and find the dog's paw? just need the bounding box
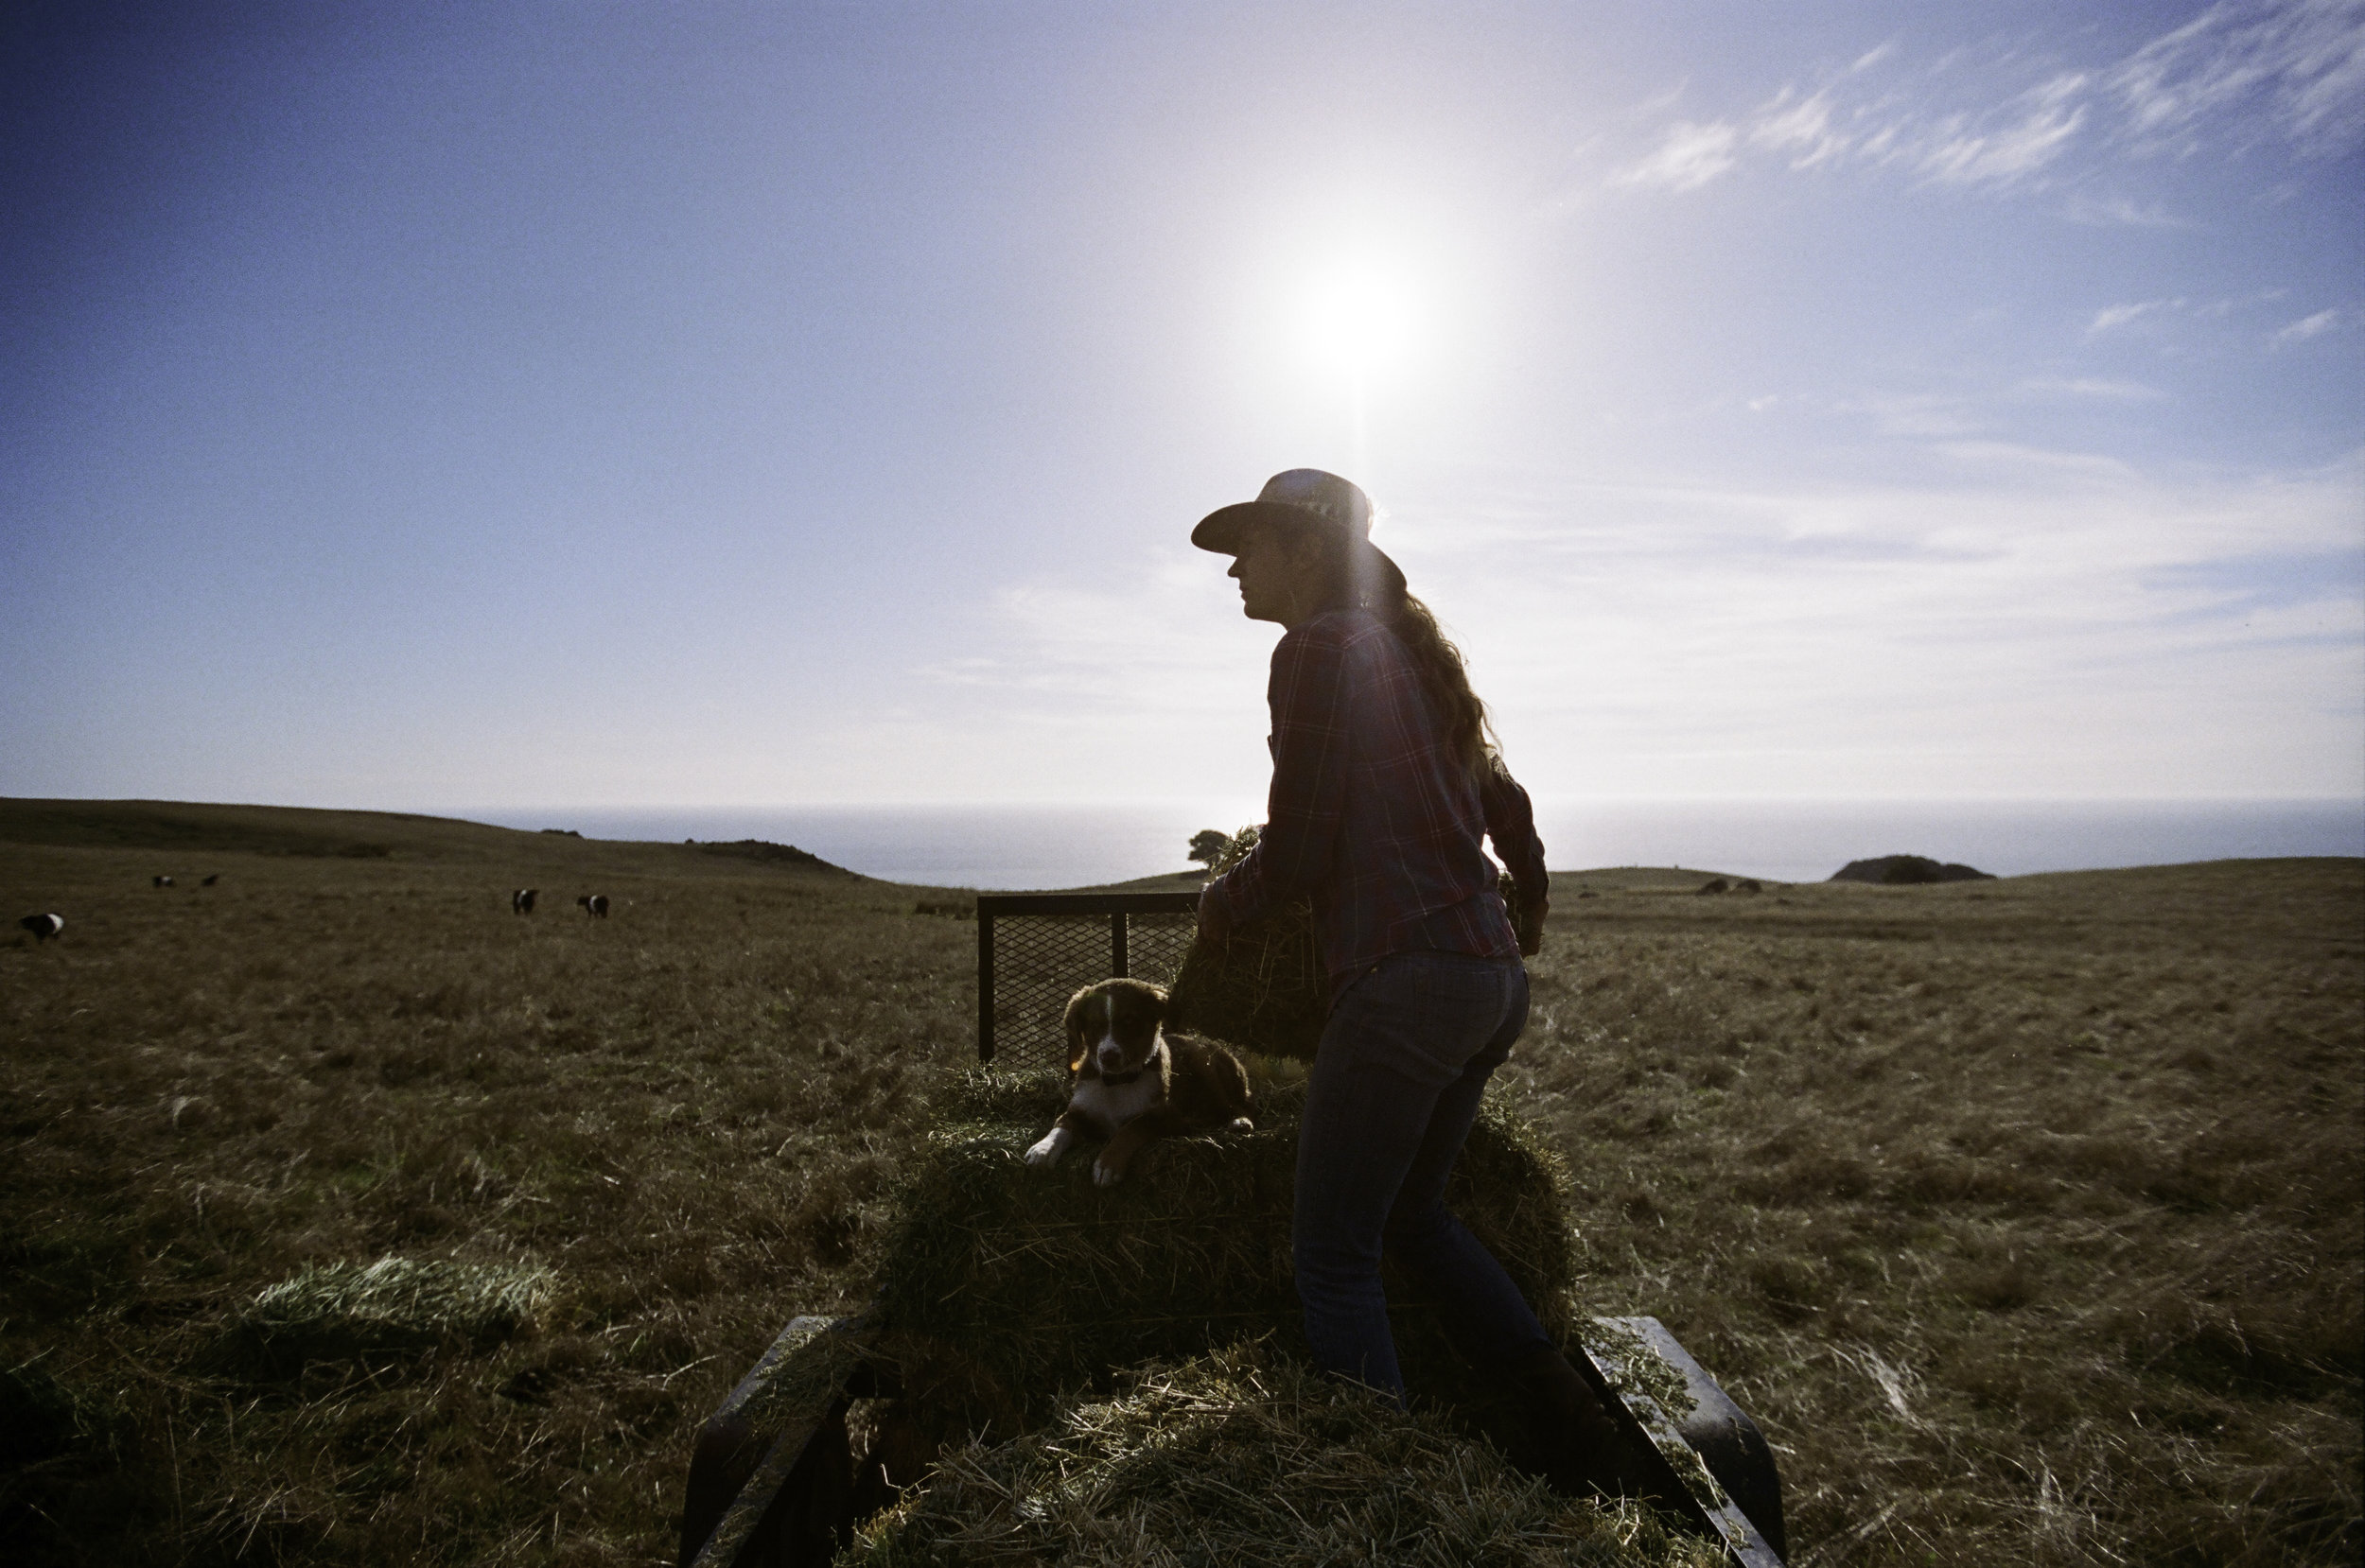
[1092,1158,1123,1187]
[1023,1135,1062,1168]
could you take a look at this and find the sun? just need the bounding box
[1298,256,1418,381]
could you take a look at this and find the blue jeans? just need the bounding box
[1293,949,1549,1400]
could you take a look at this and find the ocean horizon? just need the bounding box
[455,797,2365,891]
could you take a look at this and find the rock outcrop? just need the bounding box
[1829,854,1994,885]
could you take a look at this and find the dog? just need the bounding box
[1025,977,1253,1186]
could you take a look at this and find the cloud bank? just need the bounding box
[973,449,2364,802]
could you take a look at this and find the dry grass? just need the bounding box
[233,1256,556,1375]
[0,804,966,1566]
[841,1339,1724,1568]
[1515,862,2363,1567]
[1,801,2357,1565]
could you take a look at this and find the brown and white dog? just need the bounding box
[1025,977,1253,1186]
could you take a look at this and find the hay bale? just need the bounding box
[1500,869,1544,953]
[841,1339,1723,1568]
[1168,828,1540,1056]
[869,1072,1579,1439]
[233,1256,552,1372]
[1165,827,1327,1059]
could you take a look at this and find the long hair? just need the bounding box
[1306,531,1496,773]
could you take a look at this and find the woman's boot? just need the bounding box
[1505,1343,1636,1498]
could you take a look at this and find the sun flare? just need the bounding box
[1299,257,1419,380]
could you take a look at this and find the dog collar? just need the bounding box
[1095,1039,1165,1089]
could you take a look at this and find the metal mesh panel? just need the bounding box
[977,897,1200,1072]
[1125,915,1197,992]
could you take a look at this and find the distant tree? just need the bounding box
[1187,828,1230,868]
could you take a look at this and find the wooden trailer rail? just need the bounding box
[680,1312,890,1568]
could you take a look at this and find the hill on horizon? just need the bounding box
[0,797,866,881]
[7,797,2359,895]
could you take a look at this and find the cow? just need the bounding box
[512,888,538,915]
[201,874,219,887]
[151,875,174,888]
[576,894,609,918]
[19,913,64,942]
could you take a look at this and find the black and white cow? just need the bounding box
[512,888,538,915]
[151,875,174,888]
[19,913,64,942]
[576,894,609,918]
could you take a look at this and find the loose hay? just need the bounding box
[1165,828,1327,1060]
[233,1256,552,1372]
[1166,827,1538,1060]
[839,1340,1724,1568]
[867,1071,1580,1441]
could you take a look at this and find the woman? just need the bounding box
[1192,468,1622,1487]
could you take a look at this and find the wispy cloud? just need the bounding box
[1850,43,1898,76]
[2272,305,2346,344]
[2087,298,2181,335]
[1831,391,1986,438]
[2082,292,2353,350]
[1614,120,1741,190]
[1749,90,1852,169]
[1607,0,2365,200]
[2110,0,2365,158]
[2060,193,2190,228]
[2199,287,2290,317]
[2018,375,2166,401]
[1917,75,2090,187]
[942,553,1274,726]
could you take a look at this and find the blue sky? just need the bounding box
[3,0,2358,814]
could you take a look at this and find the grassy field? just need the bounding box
[1,799,2356,1566]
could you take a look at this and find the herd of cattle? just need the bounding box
[15,879,619,945]
[513,888,609,917]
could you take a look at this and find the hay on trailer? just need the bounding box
[1167,828,1542,1058]
[232,1256,552,1373]
[866,1071,1579,1444]
[840,1339,1723,1568]
[1501,869,1543,952]
[1165,827,1327,1060]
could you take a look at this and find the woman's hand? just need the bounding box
[1197,883,1233,950]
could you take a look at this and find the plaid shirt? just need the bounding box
[1206,607,1547,992]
